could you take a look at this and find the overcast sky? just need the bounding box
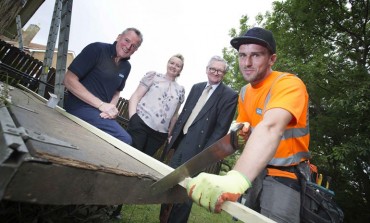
[26,0,274,99]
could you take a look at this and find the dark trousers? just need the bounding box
[67,107,132,144]
[160,200,192,223]
[168,133,198,168]
[160,133,197,223]
[111,204,123,217]
[127,113,168,156]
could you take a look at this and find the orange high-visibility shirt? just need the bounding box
[237,71,310,179]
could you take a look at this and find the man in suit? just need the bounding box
[160,55,238,223]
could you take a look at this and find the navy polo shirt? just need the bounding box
[65,41,131,111]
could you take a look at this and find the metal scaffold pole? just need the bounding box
[38,0,62,97]
[15,15,24,51]
[54,0,73,107]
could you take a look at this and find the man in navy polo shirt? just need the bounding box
[64,27,143,145]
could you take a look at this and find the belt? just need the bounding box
[267,165,297,173]
[272,176,301,192]
[267,165,300,192]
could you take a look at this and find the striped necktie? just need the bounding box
[183,85,212,134]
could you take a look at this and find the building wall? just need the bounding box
[30,51,75,69]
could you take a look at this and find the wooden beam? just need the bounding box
[17,84,276,223]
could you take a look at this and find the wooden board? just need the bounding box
[8,84,276,223]
[1,84,187,205]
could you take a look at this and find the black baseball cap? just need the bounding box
[230,27,276,54]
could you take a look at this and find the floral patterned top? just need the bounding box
[137,71,185,133]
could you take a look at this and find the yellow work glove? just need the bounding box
[187,170,251,213]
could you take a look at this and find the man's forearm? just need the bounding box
[233,123,279,182]
[64,71,102,108]
[233,108,291,182]
[110,91,121,106]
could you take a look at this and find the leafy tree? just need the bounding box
[222,15,250,93]
[222,0,370,222]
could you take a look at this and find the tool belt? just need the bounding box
[269,163,344,222]
[239,163,344,223]
[295,163,344,223]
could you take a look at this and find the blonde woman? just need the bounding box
[127,54,185,156]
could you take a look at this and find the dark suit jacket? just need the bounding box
[167,82,238,168]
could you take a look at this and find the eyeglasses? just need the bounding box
[208,67,225,75]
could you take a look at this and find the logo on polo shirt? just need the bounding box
[256,108,263,115]
[118,73,125,78]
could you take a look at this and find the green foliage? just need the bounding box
[0,201,115,223]
[222,15,251,93]
[119,204,237,223]
[222,0,370,222]
[0,202,238,223]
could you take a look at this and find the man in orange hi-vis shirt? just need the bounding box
[186,27,310,223]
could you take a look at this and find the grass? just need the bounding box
[110,204,239,223]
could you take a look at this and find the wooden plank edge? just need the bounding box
[17,84,276,223]
[180,178,275,223]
